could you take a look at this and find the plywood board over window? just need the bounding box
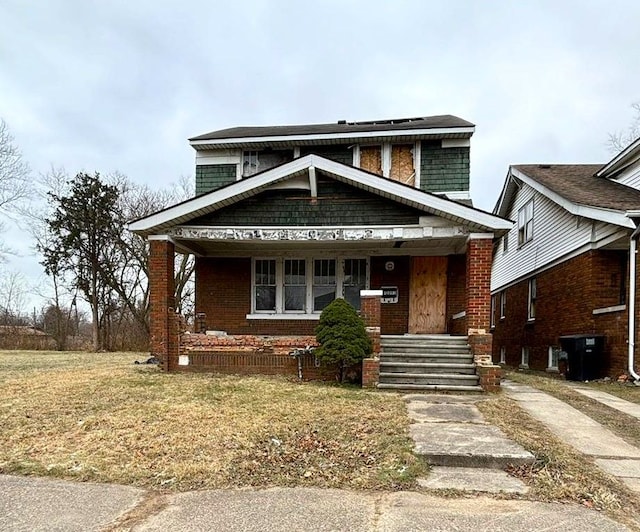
[360,146,382,175]
[390,144,415,186]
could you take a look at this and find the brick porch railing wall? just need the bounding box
[361,290,382,388]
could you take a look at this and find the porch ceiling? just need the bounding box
[172,234,469,257]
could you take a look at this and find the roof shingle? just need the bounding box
[513,164,640,211]
[189,115,474,142]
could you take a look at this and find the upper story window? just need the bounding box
[242,149,293,177]
[518,199,534,246]
[356,143,416,186]
[502,234,509,254]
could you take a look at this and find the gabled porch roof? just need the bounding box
[129,154,512,237]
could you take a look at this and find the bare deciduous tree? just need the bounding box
[607,102,640,153]
[0,119,30,213]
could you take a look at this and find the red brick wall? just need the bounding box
[370,256,410,334]
[195,257,317,335]
[492,250,631,376]
[447,254,467,335]
[197,254,470,337]
[466,238,492,332]
[179,334,341,381]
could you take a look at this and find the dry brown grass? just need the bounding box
[0,351,425,491]
[478,394,640,530]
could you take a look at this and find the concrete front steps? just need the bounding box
[378,335,482,392]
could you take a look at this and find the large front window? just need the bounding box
[252,257,369,315]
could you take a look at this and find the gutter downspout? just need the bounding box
[628,223,640,384]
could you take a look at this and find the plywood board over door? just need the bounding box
[409,256,447,334]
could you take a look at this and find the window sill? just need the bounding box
[519,364,529,370]
[546,367,559,373]
[593,304,626,315]
[452,311,466,320]
[246,313,321,320]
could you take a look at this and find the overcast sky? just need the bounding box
[1,0,640,308]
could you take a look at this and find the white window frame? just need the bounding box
[490,295,496,329]
[527,278,537,321]
[499,346,506,364]
[518,199,534,246]
[520,347,529,369]
[547,346,559,371]
[250,256,370,317]
[499,291,506,320]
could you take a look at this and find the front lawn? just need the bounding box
[0,351,424,491]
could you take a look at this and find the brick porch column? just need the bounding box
[149,237,177,371]
[360,290,382,388]
[466,234,495,368]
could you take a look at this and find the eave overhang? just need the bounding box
[596,137,640,179]
[128,154,511,238]
[189,127,475,151]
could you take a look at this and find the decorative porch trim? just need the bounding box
[167,224,469,242]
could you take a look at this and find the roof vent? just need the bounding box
[337,120,347,124]
[538,164,551,169]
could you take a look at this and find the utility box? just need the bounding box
[559,335,605,381]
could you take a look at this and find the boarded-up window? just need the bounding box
[360,146,382,175]
[390,144,415,185]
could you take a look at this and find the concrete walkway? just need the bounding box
[571,385,640,421]
[0,475,628,532]
[404,394,534,494]
[503,380,640,493]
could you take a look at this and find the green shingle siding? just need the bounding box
[420,142,469,193]
[196,164,237,195]
[300,145,353,165]
[191,176,421,226]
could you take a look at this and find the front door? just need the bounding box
[409,256,447,334]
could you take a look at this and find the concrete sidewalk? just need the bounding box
[571,385,640,421]
[0,475,628,532]
[503,380,640,493]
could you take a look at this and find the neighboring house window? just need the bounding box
[343,259,367,310]
[500,346,506,364]
[502,234,509,254]
[499,291,506,319]
[254,259,277,311]
[242,149,294,177]
[518,199,534,246]
[284,259,306,312]
[490,295,496,329]
[548,346,559,370]
[521,347,530,368]
[527,278,537,320]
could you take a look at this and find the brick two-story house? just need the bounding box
[129,115,511,385]
[491,137,640,381]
